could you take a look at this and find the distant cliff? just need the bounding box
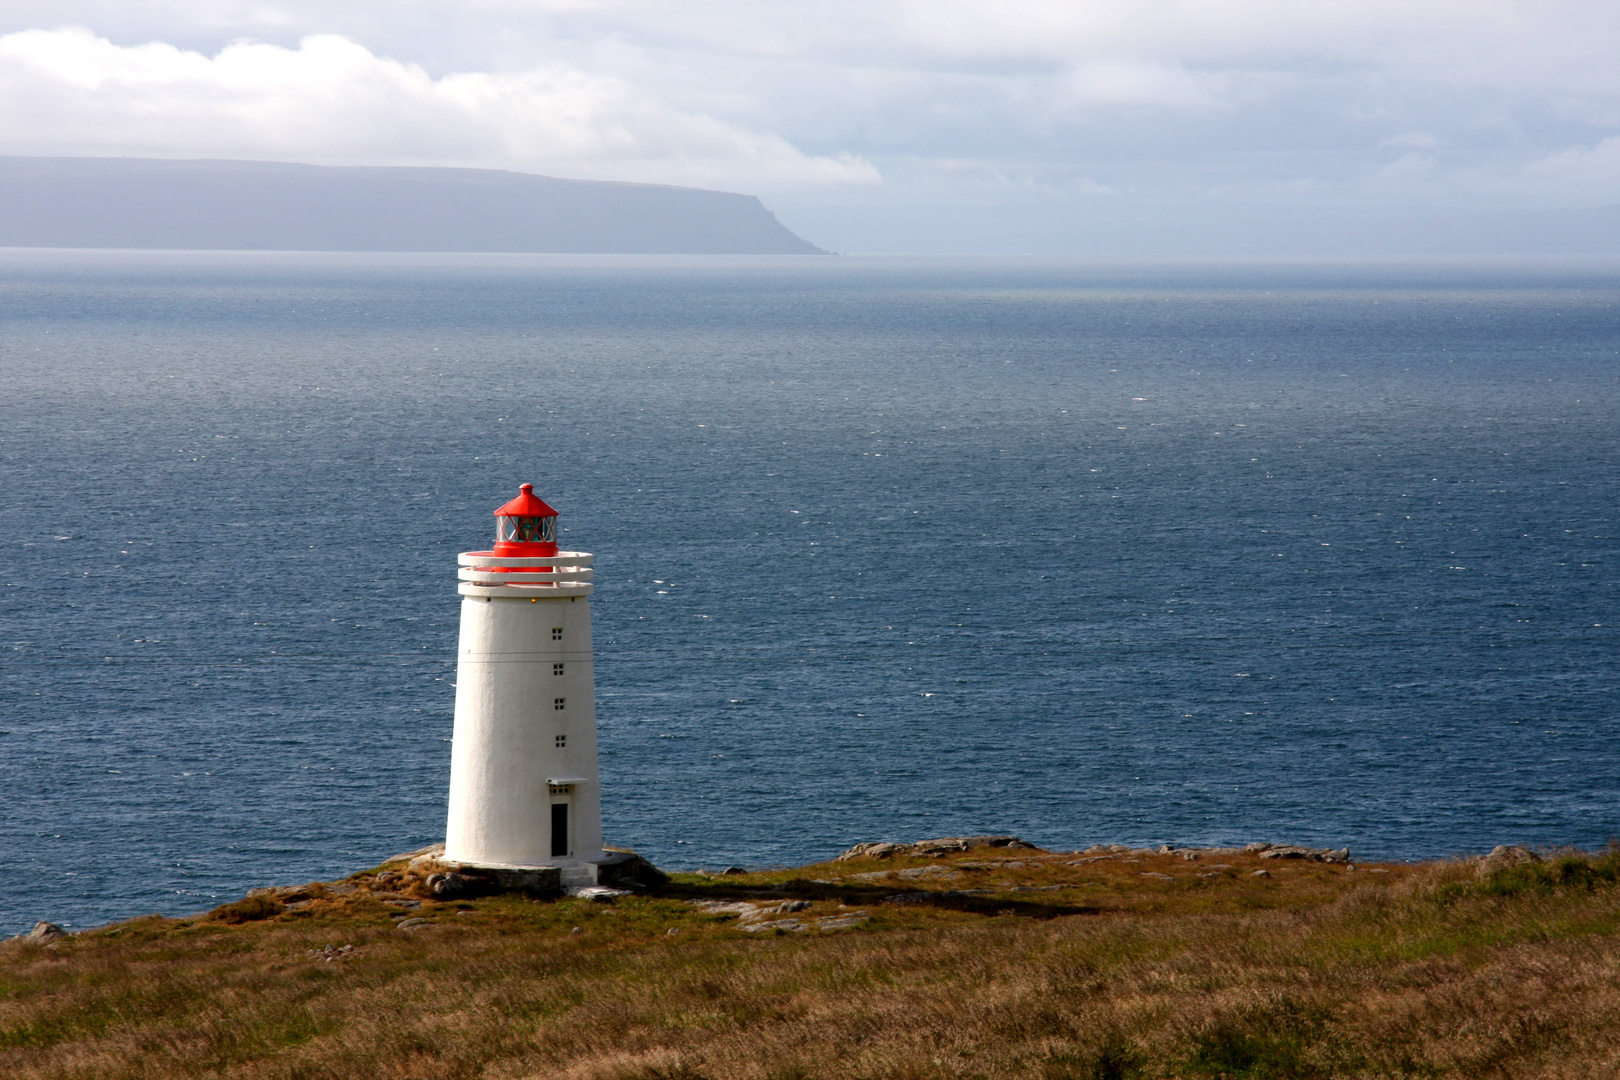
[0,157,825,254]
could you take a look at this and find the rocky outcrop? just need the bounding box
[22,922,66,943]
[173,843,673,922]
[838,836,1040,861]
[404,853,562,900]
[836,837,1357,863]
[1251,844,1351,864]
[596,849,669,891]
[689,898,863,934]
[1476,845,1541,877]
[368,845,668,899]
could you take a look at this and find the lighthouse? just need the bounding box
[443,484,603,884]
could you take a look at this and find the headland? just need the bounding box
[4,836,1616,1078]
[0,156,825,254]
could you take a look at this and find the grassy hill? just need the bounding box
[4,842,1618,1079]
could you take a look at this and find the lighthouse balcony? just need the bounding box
[457,551,594,598]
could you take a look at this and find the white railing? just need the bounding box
[456,551,595,596]
[460,552,594,568]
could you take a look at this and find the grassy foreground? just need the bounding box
[4,844,1620,1079]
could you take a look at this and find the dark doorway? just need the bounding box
[551,802,569,858]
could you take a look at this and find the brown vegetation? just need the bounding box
[4,844,1620,1079]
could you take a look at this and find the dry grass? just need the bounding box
[4,846,1620,1079]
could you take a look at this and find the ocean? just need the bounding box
[1,251,1616,934]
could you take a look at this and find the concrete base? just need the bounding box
[383,844,667,900]
[406,853,568,899]
[559,863,599,888]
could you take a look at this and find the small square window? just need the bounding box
[553,663,565,676]
[555,734,567,748]
[551,627,564,641]
[554,697,566,710]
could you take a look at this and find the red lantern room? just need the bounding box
[492,483,559,559]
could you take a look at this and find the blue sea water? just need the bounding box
[1,250,1617,934]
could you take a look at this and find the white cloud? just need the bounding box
[1359,136,1620,206]
[0,1,1613,224]
[1059,61,1229,112]
[0,26,879,189]
[1479,135,1620,204]
[1520,134,1620,188]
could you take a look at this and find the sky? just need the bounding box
[0,1,1616,253]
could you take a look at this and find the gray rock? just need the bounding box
[426,872,470,900]
[25,922,66,943]
[1477,845,1541,877]
[690,900,762,919]
[913,835,1037,856]
[306,943,356,961]
[1258,845,1350,863]
[414,860,562,899]
[837,842,909,861]
[837,835,1038,861]
[569,886,631,902]
[688,899,811,926]
[594,849,669,890]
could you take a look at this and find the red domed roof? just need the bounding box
[494,483,558,518]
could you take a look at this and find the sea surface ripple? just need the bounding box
[1,252,1616,932]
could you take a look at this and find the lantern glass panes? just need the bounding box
[497,515,556,543]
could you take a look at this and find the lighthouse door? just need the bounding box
[550,801,570,858]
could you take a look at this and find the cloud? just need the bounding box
[1520,134,1620,187]
[1059,61,1229,112]
[0,2,1612,221]
[0,26,879,189]
[1490,135,1620,204]
[1359,136,1620,206]
[1379,132,1439,151]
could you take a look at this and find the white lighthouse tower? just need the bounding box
[444,484,604,884]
